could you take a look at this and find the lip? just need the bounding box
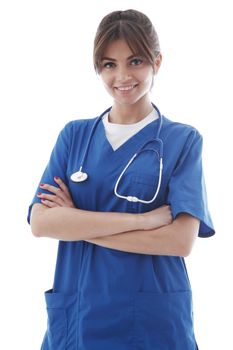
[115,84,138,91]
[115,84,138,95]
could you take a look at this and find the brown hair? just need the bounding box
[93,9,160,73]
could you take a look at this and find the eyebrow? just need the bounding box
[101,54,137,62]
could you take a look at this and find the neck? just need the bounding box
[109,99,153,124]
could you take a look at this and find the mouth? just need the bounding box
[115,84,138,91]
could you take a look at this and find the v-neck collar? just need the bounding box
[97,117,160,160]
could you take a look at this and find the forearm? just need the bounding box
[31,178,172,241]
[86,214,200,257]
[31,204,142,240]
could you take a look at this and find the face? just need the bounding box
[99,39,161,109]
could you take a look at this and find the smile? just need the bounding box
[115,84,137,91]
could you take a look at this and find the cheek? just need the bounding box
[141,74,154,91]
[137,68,154,85]
[100,73,113,89]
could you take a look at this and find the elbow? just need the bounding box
[174,230,197,257]
[31,229,43,238]
[30,218,44,238]
[172,215,199,257]
[177,234,197,257]
[178,244,193,257]
[29,203,52,238]
[30,207,47,238]
[31,214,51,238]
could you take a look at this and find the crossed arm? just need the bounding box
[30,177,200,257]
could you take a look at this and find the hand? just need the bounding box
[142,205,173,230]
[37,176,75,208]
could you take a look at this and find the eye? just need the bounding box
[130,58,143,66]
[102,61,116,69]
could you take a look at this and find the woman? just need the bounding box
[28,9,215,350]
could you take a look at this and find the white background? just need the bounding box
[0,0,232,349]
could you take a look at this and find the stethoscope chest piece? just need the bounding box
[70,171,88,182]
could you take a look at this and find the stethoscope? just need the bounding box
[70,104,163,204]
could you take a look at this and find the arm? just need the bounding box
[86,214,200,257]
[31,203,142,240]
[30,177,172,240]
[31,178,197,256]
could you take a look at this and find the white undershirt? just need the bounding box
[102,109,158,150]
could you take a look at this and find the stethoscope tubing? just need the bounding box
[71,104,164,204]
[79,103,163,171]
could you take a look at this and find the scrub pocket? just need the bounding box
[129,174,159,213]
[133,290,197,350]
[78,291,134,349]
[43,290,78,350]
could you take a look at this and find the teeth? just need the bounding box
[117,85,135,91]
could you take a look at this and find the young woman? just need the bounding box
[28,9,215,350]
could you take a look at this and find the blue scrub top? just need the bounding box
[28,108,214,350]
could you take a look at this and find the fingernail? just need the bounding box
[40,183,45,187]
[37,192,42,196]
[54,176,60,180]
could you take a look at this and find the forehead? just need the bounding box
[102,39,136,59]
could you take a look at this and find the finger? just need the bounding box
[53,177,75,206]
[53,176,71,196]
[40,198,59,208]
[37,192,64,206]
[39,183,65,200]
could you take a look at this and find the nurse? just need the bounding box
[28,9,215,350]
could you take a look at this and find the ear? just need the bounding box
[153,53,162,74]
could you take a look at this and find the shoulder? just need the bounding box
[58,117,99,141]
[160,115,204,158]
[52,117,99,151]
[63,117,98,134]
[162,115,202,142]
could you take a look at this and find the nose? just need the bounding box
[116,65,132,83]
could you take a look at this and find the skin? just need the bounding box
[30,39,200,256]
[99,39,162,124]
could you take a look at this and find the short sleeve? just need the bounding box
[27,122,72,224]
[167,131,215,237]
